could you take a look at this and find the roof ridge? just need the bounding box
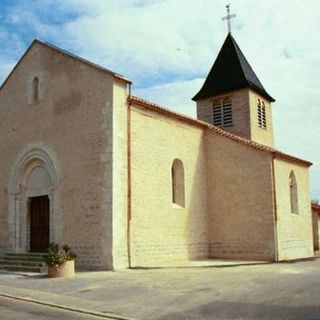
[230,35,262,87]
[0,39,131,91]
[38,40,131,83]
[228,34,250,87]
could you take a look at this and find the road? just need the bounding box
[0,296,113,320]
[1,259,320,319]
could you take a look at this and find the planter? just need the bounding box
[47,260,75,278]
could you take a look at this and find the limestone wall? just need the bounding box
[206,133,276,260]
[129,105,209,267]
[249,90,274,147]
[111,80,129,269]
[0,42,116,270]
[274,159,314,260]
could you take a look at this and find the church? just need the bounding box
[0,28,315,270]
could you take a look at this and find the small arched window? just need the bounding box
[171,159,185,207]
[289,171,298,214]
[32,77,39,103]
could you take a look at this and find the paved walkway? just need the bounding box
[0,257,320,320]
[133,258,270,268]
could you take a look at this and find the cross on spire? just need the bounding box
[222,4,236,34]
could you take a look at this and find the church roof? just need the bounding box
[193,33,275,102]
[129,95,311,167]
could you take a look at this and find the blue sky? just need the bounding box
[0,0,319,199]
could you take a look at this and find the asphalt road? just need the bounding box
[0,296,111,320]
[1,259,320,320]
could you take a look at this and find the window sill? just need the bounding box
[172,203,185,209]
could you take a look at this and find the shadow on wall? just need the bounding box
[185,132,210,261]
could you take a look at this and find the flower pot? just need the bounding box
[47,260,75,278]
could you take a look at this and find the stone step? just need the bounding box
[0,259,45,267]
[5,252,46,258]
[0,252,48,273]
[2,255,45,262]
[0,264,46,273]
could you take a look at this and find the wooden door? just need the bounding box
[30,196,50,252]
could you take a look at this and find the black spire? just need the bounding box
[193,33,275,102]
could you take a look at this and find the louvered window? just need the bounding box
[258,99,267,129]
[212,98,233,128]
[213,101,222,126]
[222,99,233,127]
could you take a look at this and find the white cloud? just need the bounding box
[0,0,319,198]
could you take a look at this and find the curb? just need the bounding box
[0,293,138,320]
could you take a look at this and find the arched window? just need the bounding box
[171,159,185,207]
[33,77,39,103]
[289,171,298,214]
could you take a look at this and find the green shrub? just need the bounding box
[45,243,77,266]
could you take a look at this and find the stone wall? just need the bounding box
[196,89,274,147]
[196,89,251,140]
[129,104,209,267]
[0,42,116,270]
[274,159,314,260]
[206,133,276,260]
[249,90,274,147]
[111,80,129,269]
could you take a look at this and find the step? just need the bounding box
[0,252,48,273]
[0,260,45,267]
[5,252,46,258]
[2,255,44,262]
[0,265,46,273]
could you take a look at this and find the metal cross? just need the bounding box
[222,4,236,34]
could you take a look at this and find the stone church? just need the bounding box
[0,32,315,270]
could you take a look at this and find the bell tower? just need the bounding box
[193,7,275,147]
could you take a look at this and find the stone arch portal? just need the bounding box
[9,147,58,252]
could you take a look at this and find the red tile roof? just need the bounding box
[312,203,320,212]
[128,95,312,167]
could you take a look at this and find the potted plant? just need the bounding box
[45,243,77,278]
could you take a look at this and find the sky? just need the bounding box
[0,0,319,200]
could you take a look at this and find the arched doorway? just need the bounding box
[9,147,58,253]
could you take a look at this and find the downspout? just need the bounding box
[271,153,279,262]
[127,84,132,268]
